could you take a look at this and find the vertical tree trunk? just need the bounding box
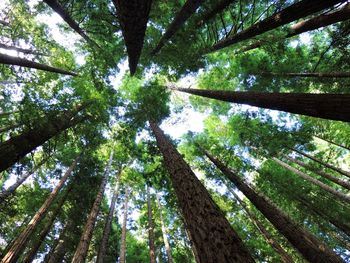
[173,87,350,122]
[149,120,254,263]
[147,186,156,263]
[71,150,113,263]
[155,193,173,263]
[183,227,200,263]
[0,156,79,263]
[119,187,130,263]
[204,150,344,263]
[314,135,350,151]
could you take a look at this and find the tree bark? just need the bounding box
[0,43,46,56]
[146,186,156,263]
[196,0,236,27]
[173,87,350,122]
[314,135,350,151]
[71,150,113,263]
[204,150,344,263]
[151,0,205,55]
[119,187,130,263]
[210,0,344,52]
[149,120,254,263]
[0,156,79,263]
[0,53,77,76]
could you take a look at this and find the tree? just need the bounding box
[119,186,130,263]
[146,185,156,263]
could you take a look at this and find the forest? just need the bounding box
[0,0,350,262]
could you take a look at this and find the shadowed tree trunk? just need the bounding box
[147,186,156,263]
[0,156,79,263]
[149,120,255,263]
[119,187,130,263]
[151,0,205,55]
[204,150,344,263]
[113,0,152,75]
[71,150,113,263]
[0,53,77,76]
[184,227,200,263]
[0,43,46,56]
[196,0,236,27]
[210,0,344,52]
[173,87,350,122]
[314,135,350,151]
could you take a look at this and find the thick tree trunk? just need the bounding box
[149,120,254,263]
[0,104,87,173]
[71,150,113,263]
[173,87,350,122]
[314,135,350,151]
[0,53,77,76]
[260,71,350,78]
[0,156,79,263]
[285,155,350,191]
[205,150,344,263]
[151,0,205,55]
[155,193,173,263]
[119,187,130,263]
[273,157,350,203]
[146,186,156,263]
[210,0,344,52]
[114,0,152,75]
[229,189,294,263]
[0,43,46,56]
[196,0,236,27]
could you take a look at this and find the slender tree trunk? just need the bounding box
[229,189,294,263]
[146,186,156,263]
[155,193,173,263]
[151,0,205,55]
[259,71,350,78]
[204,150,344,263]
[0,43,46,56]
[71,150,113,263]
[210,0,344,52]
[0,53,77,76]
[0,104,87,173]
[285,155,350,191]
[196,0,236,27]
[173,87,350,122]
[119,187,130,263]
[314,135,350,151]
[0,156,79,263]
[149,120,254,263]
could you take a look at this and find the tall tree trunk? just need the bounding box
[314,135,350,151]
[204,150,344,263]
[0,53,77,76]
[119,187,130,263]
[259,71,350,78]
[273,157,350,203]
[229,189,294,263]
[71,150,113,263]
[196,0,236,27]
[146,186,156,263]
[151,0,205,55]
[210,0,344,52]
[155,193,173,263]
[0,156,79,263]
[96,170,121,263]
[0,104,87,173]
[0,43,46,56]
[292,148,350,179]
[149,120,254,263]
[173,87,350,122]
[285,155,350,191]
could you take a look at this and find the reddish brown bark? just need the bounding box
[119,187,130,263]
[147,186,156,263]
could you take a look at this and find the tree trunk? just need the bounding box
[71,150,113,263]
[0,53,77,76]
[113,0,152,75]
[0,43,46,56]
[96,170,120,263]
[151,0,205,55]
[146,186,156,263]
[196,0,236,27]
[293,148,350,179]
[119,187,130,263]
[183,227,200,263]
[149,120,254,263]
[204,150,344,263]
[155,193,173,263]
[173,87,350,122]
[285,155,350,191]
[210,0,344,52]
[314,135,350,151]
[229,189,294,263]
[259,71,350,78]
[0,156,79,263]
[273,157,350,203]
[0,104,87,173]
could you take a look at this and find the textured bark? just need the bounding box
[71,150,113,263]
[174,87,350,122]
[211,0,344,51]
[314,135,350,151]
[285,155,350,191]
[205,151,344,263]
[0,156,79,263]
[151,0,205,55]
[0,43,46,56]
[0,104,86,173]
[260,71,350,78]
[146,186,156,263]
[197,0,236,27]
[119,187,130,263]
[114,0,152,75]
[0,53,77,76]
[149,120,254,263]
[155,194,173,263]
[293,148,350,179]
